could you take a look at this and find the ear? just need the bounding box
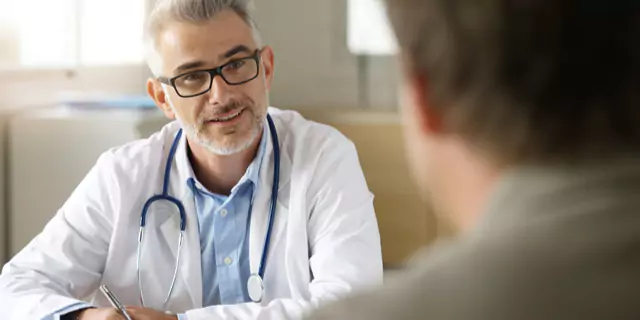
[259,46,275,90]
[147,78,176,120]
[406,72,443,135]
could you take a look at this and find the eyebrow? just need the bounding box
[172,45,254,75]
[220,45,253,60]
[174,61,206,75]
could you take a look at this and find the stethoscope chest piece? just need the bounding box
[247,274,264,303]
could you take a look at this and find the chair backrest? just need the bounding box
[295,108,452,267]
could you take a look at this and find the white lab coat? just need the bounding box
[0,107,383,320]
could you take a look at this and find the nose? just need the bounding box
[206,75,233,104]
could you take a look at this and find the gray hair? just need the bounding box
[144,0,262,76]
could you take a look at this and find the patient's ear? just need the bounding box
[147,78,175,119]
[407,72,443,136]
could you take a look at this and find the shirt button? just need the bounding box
[224,257,232,265]
[220,209,228,217]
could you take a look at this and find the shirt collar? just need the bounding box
[181,120,268,195]
[244,122,268,187]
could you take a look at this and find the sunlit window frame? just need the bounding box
[0,0,150,84]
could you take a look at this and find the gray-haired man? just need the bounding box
[0,1,383,319]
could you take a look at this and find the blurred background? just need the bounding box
[0,0,453,269]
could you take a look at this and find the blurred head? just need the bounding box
[384,0,640,228]
[145,0,274,156]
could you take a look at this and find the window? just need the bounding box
[347,0,398,108]
[0,0,146,70]
[347,0,397,55]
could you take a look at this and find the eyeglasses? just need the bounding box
[158,49,262,98]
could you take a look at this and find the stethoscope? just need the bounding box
[137,114,280,309]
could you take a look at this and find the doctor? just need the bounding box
[0,0,383,319]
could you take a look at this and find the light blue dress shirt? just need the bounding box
[178,128,267,320]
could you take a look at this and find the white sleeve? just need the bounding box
[184,137,384,320]
[0,153,117,320]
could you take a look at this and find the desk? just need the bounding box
[293,108,452,267]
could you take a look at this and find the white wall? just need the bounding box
[0,0,399,110]
[0,112,7,263]
[254,0,399,109]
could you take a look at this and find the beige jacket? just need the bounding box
[307,162,640,319]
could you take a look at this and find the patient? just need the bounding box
[308,0,640,319]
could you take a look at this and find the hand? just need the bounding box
[75,307,126,319]
[125,306,178,320]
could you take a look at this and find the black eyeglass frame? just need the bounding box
[158,48,262,98]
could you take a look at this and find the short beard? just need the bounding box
[183,113,263,156]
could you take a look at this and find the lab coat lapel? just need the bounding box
[159,127,203,309]
[249,116,292,276]
[176,188,203,308]
[158,210,181,259]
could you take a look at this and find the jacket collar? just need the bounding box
[475,158,640,234]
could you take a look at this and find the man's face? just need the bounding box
[151,10,274,155]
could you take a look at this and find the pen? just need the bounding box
[99,285,133,320]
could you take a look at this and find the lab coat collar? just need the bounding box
[247,113,292,277]
[182,122,269,196]
[155,124,203,308]
[246,122,269,188]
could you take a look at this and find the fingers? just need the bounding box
[125,306,144,317]
[110,308,128,320]
[125,307,145,320]
[123,306,170,320]
[108,313,127,320]
[76,307,126,320]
